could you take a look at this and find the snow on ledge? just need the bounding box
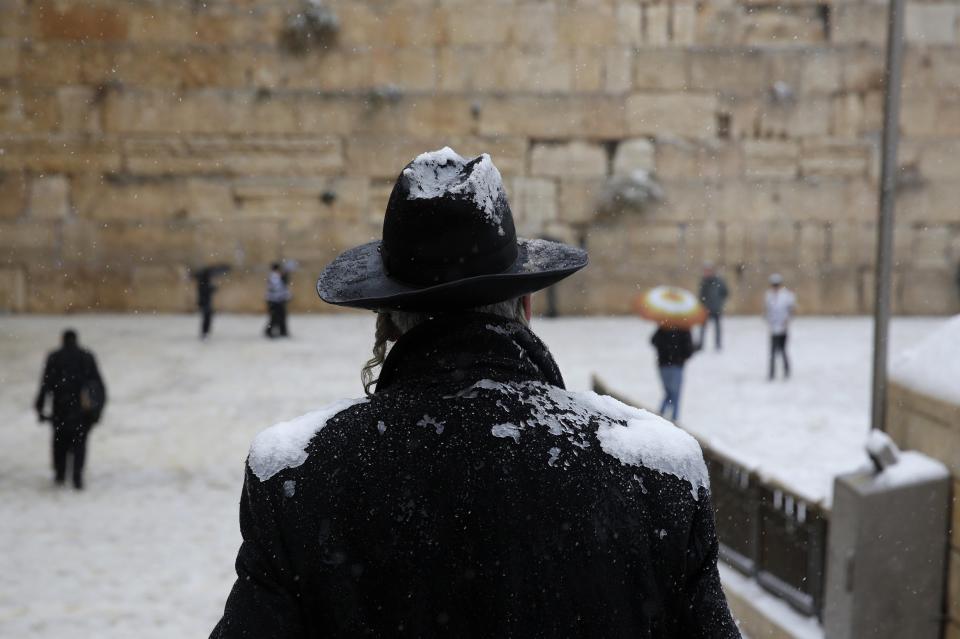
[890,314,960,406]
[873,450,949,489]
[248,397,368,481]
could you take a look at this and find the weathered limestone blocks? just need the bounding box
[0,0,959,315]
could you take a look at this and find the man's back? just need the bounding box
[213,315,739,638]
[40,346,97,417]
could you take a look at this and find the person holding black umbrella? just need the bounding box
[192,264,231,340]
[210,147,739,638]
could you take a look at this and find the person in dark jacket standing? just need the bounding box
[651,325,695,421]
[698,262,729,351]
[192,264,230,340]
[211,147,740,639]
[35,329,106,490]
[264,262,292,338]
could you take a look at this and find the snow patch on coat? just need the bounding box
[248,398,368,481]
[453,379,708,499]
[583,392,709,499]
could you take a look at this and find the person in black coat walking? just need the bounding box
[34,329,106,490]
[651,326,696,421]
[210,147,739,639]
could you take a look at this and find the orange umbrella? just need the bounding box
[633,286,707,329]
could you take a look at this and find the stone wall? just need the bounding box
[886,381,960,638]
[2,0,960,314]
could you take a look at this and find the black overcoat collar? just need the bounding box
[375,313,565,393]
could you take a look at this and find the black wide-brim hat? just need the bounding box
[317,147,588,312]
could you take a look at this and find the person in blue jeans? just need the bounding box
[651,326,695,421]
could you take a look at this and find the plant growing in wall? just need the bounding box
[280,0,340,54]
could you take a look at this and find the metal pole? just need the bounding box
[870,0,906,432]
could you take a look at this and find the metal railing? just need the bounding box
[591,375,829,619]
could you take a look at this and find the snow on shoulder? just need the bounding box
[891,314,960,405]
[402,147,507,233]
[248,397,368,482]
[583,392,709,500]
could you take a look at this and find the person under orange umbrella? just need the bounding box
[634,286,705,421]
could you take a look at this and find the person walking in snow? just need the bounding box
[765,273,796,380]
[264,262,292,338]
[34,329,106,490]
[651,324,695,421]
[211,148,739,638]
[698,262,729,351]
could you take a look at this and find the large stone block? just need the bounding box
[369,47,438,92]
[127,265,193,312]
[897,182,960,223]
[654,138,741,181]
[919,140,960,181]
[530,141,607,178]
[615,2,641,46]
[689,49,769,93]
[28,174,69,219]
[633,49,687,91]
[480,96,626,139]
[626,93,716,138]
[830,93,865,138]
[558,178,604,225]
[802,50,843,94]
[605,47,633,93]
[0,38,18,79]
[613,138,654,175]
[743,140,799,180]
[906,3,959,46]
[508,3,559,46]
[757,97,831,139]
[441,4,511,45]
[0,266,25,311]
[672,3,697,45]
[57,86,100,134]
[557,6,618,46]
[124,136,344,177]
[0,170,26,219]
[17,41,83,86]
[642,3,669,46]
[911,226,952,269]
[510,177,558,237]
[840,46,885,92]
[800,138,871,178]
[0,86,60,134]
[73,175,233,222]
[0,220,58,262]
[833,3,888,46]
[337,3,442,48]
[0,135,122,173]
[742,5,827,46]
[94,222,197,267]
[901,268,960,315]
[34,1,129,42]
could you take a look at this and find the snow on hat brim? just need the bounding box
[317,238,587,312]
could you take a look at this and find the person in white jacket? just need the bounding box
[764,273,796,380]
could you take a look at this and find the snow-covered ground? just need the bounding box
[0,313,942,638]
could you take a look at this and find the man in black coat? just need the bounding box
[35,329,106,490]
[211,148,739,638]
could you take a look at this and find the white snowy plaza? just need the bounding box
[0,314,942,638]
